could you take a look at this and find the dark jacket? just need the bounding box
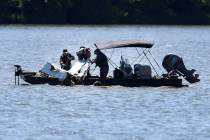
[60,53,75,70]
[95,51,108,67]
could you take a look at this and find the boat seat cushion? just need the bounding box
[134,64,152,79]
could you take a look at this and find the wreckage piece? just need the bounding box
[14,59,92,85]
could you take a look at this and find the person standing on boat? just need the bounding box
[76,46,91,61]
[60,49,75,70]
[92,49,109,79]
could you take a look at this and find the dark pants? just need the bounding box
[100,64,109,79]
[61,64,71,71]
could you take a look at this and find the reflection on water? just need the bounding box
[0,25,210,140]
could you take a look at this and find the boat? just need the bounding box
[14,40,200,87]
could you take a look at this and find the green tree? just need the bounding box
[23,0,72,23]
[0,0,21,23]
[1,0,210,24]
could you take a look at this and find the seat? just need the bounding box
[134,64,152,79]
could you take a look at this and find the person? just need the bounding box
[92,49,109,79]
[76,46,92,77]
[76,46,91,60]
[60,49,75,70]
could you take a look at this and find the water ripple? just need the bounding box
[0,25,210,140]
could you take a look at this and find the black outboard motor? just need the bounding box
[162,54,200,83]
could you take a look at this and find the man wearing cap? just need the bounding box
[60,49,75,70]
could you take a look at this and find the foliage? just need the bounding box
[0,0,210,24]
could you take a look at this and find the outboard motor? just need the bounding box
[162,54,200,83]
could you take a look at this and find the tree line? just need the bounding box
[1,0,210,24]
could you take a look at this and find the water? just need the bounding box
[0,25,210,140]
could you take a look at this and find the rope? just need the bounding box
[109,59,119,68]
[137,48,150,63]
[90,49,117,75]
[143,50,159,76]
[148,50,164,74]
[90,65,96,74]
[136,48,159,76]
[131,48,147,65]
[108,49,115,61]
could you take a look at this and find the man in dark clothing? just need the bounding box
[60,49,75,70]
[93,49,109,79]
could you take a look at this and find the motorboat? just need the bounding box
[14,40,200,87]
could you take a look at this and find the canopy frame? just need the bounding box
[93,40,163,76]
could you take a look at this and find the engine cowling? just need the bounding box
[162,54,200,83]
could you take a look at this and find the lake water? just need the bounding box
[0,25,210,140]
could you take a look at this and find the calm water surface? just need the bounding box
[0,25,210,140]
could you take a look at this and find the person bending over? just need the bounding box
[93,49,109,79]
[76,46,91,61]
